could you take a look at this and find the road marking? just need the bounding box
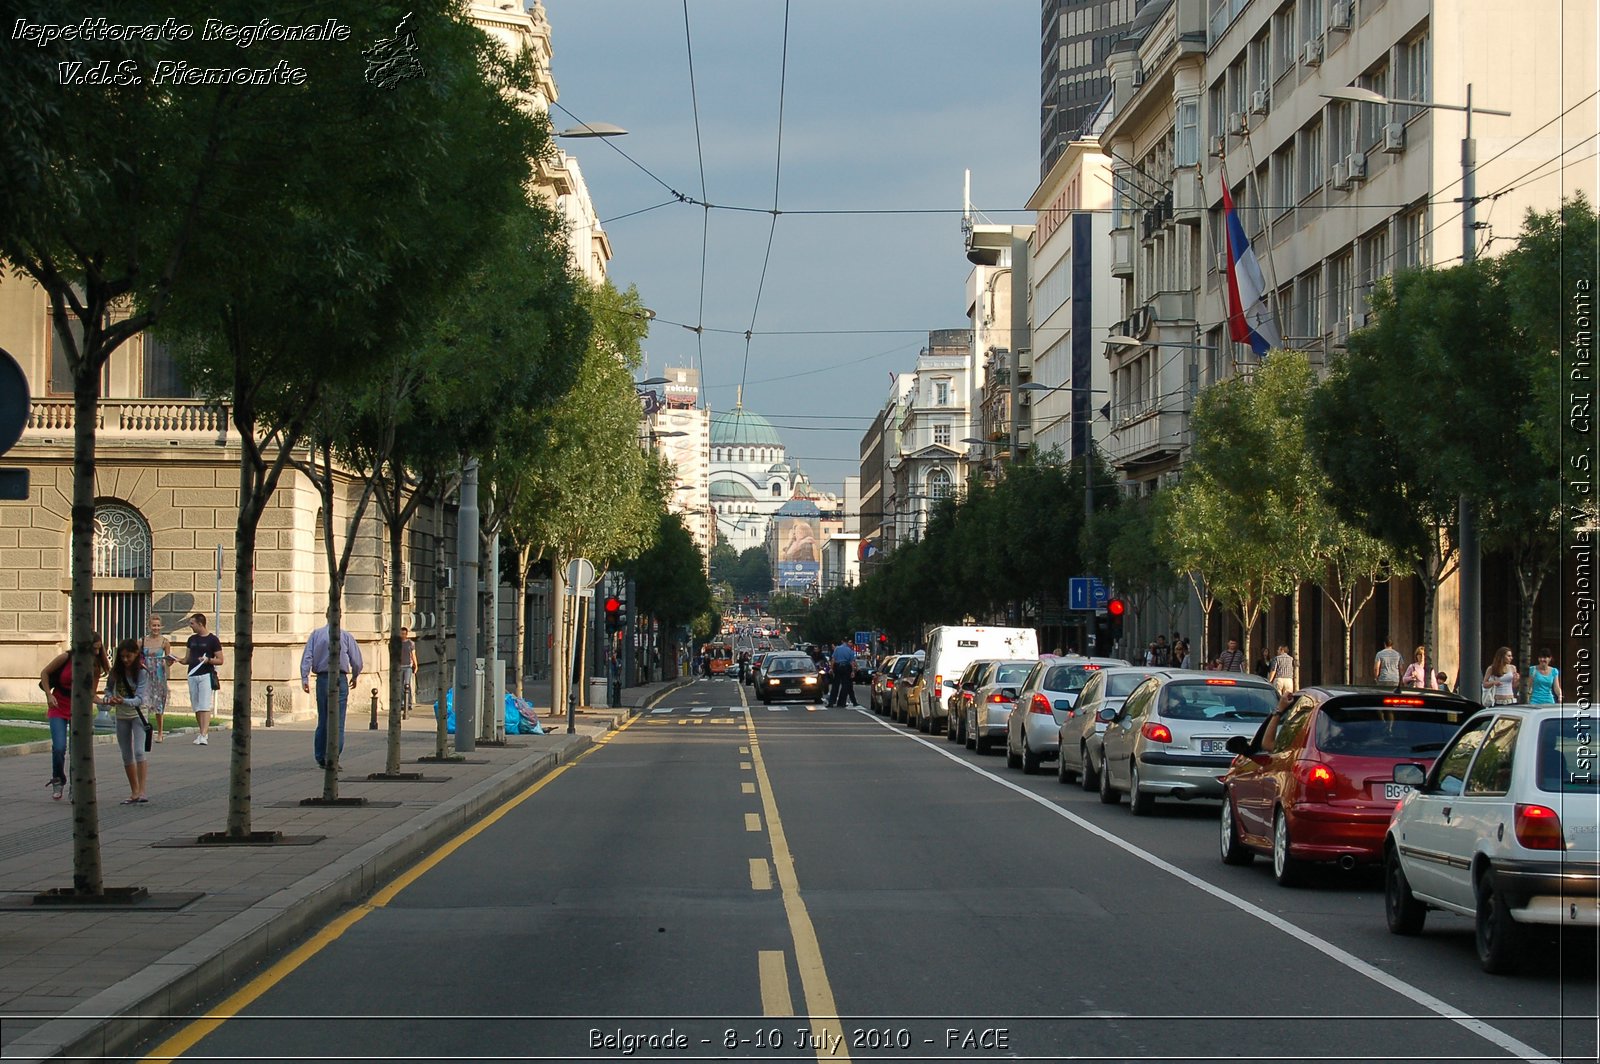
[740,761,752,770]
[691,707,712,714]
[744,812,762,832]
[854,709,1558,1064]
[740,746,750,754]
[749,857,773,891]
[758,950,795,1016]
[137,712,643,1064]
[742,685,851,1063]
[651,707,672,714]
[742,781,756,794]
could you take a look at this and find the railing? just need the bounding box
[25,399,229,437]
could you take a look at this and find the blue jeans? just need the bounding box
[49,717,68,782]
[313,674,349,765]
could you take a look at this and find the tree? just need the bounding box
[630,511,712,673]
[730,547,774,599]
[1085,491,1181,645]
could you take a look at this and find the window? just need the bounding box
[1430,716,1493,797]
[48,310,86,396]
[771,484,781,497]
[1249,33,1271,95]
[934,380,951,406]
[1360,62,1389,149]
[1273,3,1297,79]
[1271,144,1296,218]
[1175,98,1200,168]
[1299,0,1324,44]
[141,334,194,399]
[1299,268,1323,339]
[1464,716,1521,796]
[1398,33,1429,123]
[1228,59,1248,121]
[927,468,952,498]
[1397,207,1426,270]
[1331,102,1353,162]
[933,423,951,446]
[1299,119,1324,198]
[1329,250,1355,323]
[1207,83,1227,149]
[1359,222,1389,310]
[1111,168,1133,229]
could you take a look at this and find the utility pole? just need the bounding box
[1456,83,1482,706]
[453,460,479,752]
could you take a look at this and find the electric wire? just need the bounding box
[737,0,792,404]
[681,0,712,403]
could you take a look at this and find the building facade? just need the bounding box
[888,330,973,546]
[647,367,712,560]
[1042,0,1152,174]
[709,404,801,556]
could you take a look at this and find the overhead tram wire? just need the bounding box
[681,0,712,403]
[738,0,791,405]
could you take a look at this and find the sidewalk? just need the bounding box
[0,676,693,1064]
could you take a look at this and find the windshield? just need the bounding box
[1106,672,1149,698]
[765,657,812,675]
[993,663,1032,686]
[1045,664,1102,692]
[1160,681,1276,721]
[1537,718,1600,793]
[1315,704,1469,757]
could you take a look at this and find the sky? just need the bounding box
[545,0,1041,496]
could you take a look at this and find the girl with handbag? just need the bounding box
[38,634,110,800]
[105,638,155,804]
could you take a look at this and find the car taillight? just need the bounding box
[885,679,894,688]
[988,692,1013,704]
[1029,693,1053,715]
[1140,721,1172,743]
[1515,804,1565,850]
[935,674,942,691]
[1297,761,1335,802]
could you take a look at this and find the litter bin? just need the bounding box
[587,677,609,707]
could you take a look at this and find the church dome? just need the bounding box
[711,405,784,449]
[710,479,755,500]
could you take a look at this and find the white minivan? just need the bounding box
[914,625,1039,734]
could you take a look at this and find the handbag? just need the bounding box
[135,706,153,752]
[209,670,221,692]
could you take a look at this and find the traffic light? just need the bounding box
[604,596,622,633]
[1106,597,1126,643]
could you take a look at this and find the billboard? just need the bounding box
[774,511,821,590]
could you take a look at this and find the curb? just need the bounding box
[8,733,596,1064]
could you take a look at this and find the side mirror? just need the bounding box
[1393,763,1427,787]
[1002,688,1019,701]
[1096,707,1117,723]
[1224,735,1253,757]
[1053,699,1072,712]
[942,679,958,689]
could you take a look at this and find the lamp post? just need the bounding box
[1322,83,1509,705]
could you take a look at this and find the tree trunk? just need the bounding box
[1515,561,1549,701]
[1289,586,1301,687]
[227,449,259,837]
[551,551,567,718]
[69,360,103,894]
[512,542,532,697]
[319,462,343,801]
[385,487,406,776]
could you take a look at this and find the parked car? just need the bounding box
[1384,704,1599,973]
[871,655,912,716]
[916,626,1039,734]
[757,654,824,704]
[746,652,768,687]
[959,658,1037,753]
[945,659,1001,745]
[894,658,928,725]
[1098,672,1277,814]
[1219,687,1476,885]
[1004,657,1128,773]
[1058,666,1166,787]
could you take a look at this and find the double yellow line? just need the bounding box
[138,716,642,1063]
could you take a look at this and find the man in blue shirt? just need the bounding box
[827,638,858,707]
[300,615,364,769]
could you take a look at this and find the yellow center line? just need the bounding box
[737,683,851,1063]
[137,712,645,1063]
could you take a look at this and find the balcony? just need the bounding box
[1111,228,1134,277]
[24,399,230,443]
[1172,169,1203,225]
[1103,405,1187,469]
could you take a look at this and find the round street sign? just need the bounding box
[564,557,597,591]
[0,352,29,456]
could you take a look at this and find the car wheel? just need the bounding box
[1006,732,1022,769]
[974,732,990,754]
[1022,736,1041,775]
[1057,749,1074,785]
[1272,809,1304,887]
[966,714,978,750]
[946,712,961,743]
[1128,763,1154,815]
[1220,796,1254,866]
[1097,756,1119,804]
[1384,844,1425,935]
[1475,868,1522,973]
[1079,745,1099,792]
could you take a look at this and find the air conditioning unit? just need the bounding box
[1332,317,1350,345]
[1347,151,1368,180]
[1209,134,1227,158]
[1302,38,1323,66]
[1018,390,1032,406]
[1228,111,1246,135]
[1330,0,1354,30]
[1131,63,1146,88]
[1216,252,1230,274]
[1382,122,1406,154]
[1331,161,1352,190]
[1250,89,1269,115]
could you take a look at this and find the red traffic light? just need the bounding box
[1106,597,1126,617]
[603,597,621,614]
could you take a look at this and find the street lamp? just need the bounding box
[1322,82,1509,705]
[636,377,669,387]
[555,122,629,138]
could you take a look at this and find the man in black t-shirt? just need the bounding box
[184,613,224,745]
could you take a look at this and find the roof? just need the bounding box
[709,479,755,500]
[773,498,821,518]
[711,405,784,448]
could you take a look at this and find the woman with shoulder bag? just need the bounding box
[105,638,155,804]
[39,634,110,800]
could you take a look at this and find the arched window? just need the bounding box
[91,503,152,647]
[928,468,952,498]
[771,484,781,497]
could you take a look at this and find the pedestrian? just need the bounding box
[1217,638,1245,673]
[1254,648,1273,679]
[1528,649,1563,704]
[38,634,109,800]
[1401,646,1436,689]
[1152,635,1171,666]
[1435,671,1452,694]
[398,626,417,715]
[828,637,858,707]
[1177,640,1193,670]
[1373,636,1403,687]
[105,638,154,804]
[1268,645,1295,695]
[737,650,750,683]
[183,613,224,745]
[141,614,176,742]
[300,614,364,769]
[1482,647,1520,706]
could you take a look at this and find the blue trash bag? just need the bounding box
[502,693,521,735]
[511,695,544,735]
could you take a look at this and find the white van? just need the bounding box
[915,626,1039,733]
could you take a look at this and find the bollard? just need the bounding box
[265,685,275,727]
[370,687,379,730]
[567,687,576,735]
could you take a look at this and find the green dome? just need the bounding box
[711,406,784,449]
[710,479,755,500]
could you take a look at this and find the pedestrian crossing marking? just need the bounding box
[651,707,671,714]
[690,707,712,714]
[740,746,750,754]
[740,761,752,770]
[744,813,762,832]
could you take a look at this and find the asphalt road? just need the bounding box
[135,674,1598,1063]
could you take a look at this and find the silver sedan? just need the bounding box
[1005,657,1128,774]
[1057,666,1166,788]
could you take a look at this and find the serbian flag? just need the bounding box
[1220,178,1281,356]
[858,538,880,563]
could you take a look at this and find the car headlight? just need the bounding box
[803,676,816,684]
[767,678,780,685]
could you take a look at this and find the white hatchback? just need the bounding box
[1384,704,1600,973]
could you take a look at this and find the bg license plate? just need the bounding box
[1199,739,1228,754]
[785,688,800,695]
[1383,783,1414,800]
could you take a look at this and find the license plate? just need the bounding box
[785,688,800,695]
[1383,783,1413,801]
[1199,739,1228,754]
